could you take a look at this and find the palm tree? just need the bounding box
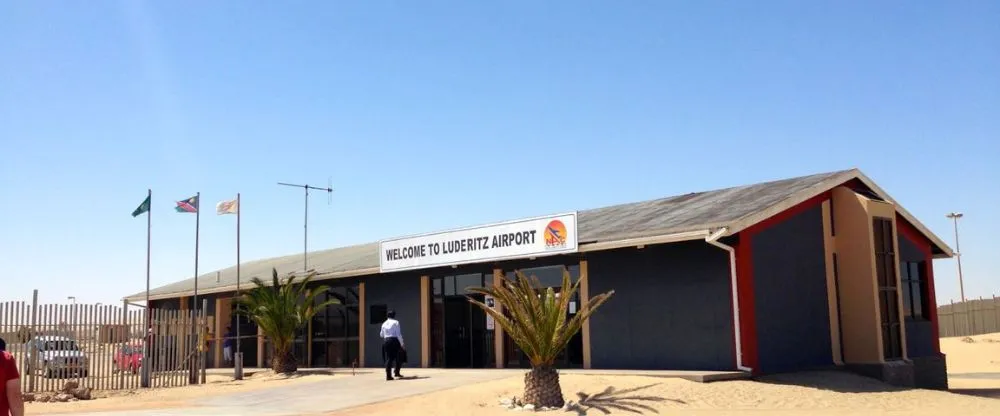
[467,268,614,409]
[234,268,339,374]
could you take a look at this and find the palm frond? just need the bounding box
[467,267,614,368]
[233,268,341,358]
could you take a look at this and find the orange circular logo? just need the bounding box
[544,220,568,247]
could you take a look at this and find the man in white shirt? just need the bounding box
[379,309,405,380]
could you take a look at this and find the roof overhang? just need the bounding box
[124,229,716,302]
[124,266,383,302]
[721,169,954,259]
[125,169,954,302]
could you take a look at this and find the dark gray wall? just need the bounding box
[899,234,936,358]
[587,241,735,370]
[752,205,833,374]
[363,273,422,368]
[150,298,180,310]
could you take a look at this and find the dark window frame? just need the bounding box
[873,217,903,360]
[900,260,929,321]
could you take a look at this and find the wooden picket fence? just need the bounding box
[0,291,208,393]
[937,296,1000,338]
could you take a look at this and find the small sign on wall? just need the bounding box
[485,295,496,330]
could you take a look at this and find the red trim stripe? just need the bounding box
[734,238,757,372]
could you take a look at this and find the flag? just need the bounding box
[132,195,151,217]
[216,198,239,215]
[175,195,199,213]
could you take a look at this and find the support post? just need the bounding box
[580,260,592,369]
[121,300,129,389]
[214,298,223,368]
[307,319,313,368]
[200,299,208,384]
[257,326,264,369]
[28,290,38,393]
[358,282,365,367]
[420,276,430,368]
[493,268,504,369]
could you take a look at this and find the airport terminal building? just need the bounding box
[125,168,953,389]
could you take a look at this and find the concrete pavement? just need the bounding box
[43,368,521,416]
[40,367,746,415]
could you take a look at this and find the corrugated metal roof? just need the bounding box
[124,168,870,301]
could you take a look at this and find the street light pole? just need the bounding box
[946,212,966,302]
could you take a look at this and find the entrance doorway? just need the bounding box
[444,295,490,368]
[503,265,584,369]
[430,273,496,368]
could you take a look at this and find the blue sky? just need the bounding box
[1,1,997,306]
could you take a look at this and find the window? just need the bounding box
[505,264,580,287]
[369,304,387,324]
[900,261,928,320]
[872,217,902,360]
[454,273,484,295]
[501,264,583,368]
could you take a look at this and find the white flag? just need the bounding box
[216,199,239,215]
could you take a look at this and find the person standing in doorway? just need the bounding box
[379,310,405,380]
[0,337,25,416]
[223,326,235,366]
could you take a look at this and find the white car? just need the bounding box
[27,335,90,378]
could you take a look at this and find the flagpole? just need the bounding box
[235,193,242,379]
[194,191,200,311]
[142,189,152,388]
[191,191,200,385]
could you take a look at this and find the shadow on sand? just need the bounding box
[391,375,430,381]
[568,383,683,414]
[252,368,373,382]
[755,370,909,394]
[950,388,1000,399]
[758,370,1000,400]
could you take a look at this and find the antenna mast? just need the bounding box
[278,178,333,271]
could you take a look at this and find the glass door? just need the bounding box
[431,273,495,368]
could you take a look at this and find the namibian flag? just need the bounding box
[175,195,199,213]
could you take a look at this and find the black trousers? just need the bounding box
[382,337,403,378]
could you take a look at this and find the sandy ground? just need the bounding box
[25,333,1000,415]
[940,332,1000,374]
[26,370,336,414]
[333,371,1000,416]
[336,333,1000,416]
[941,332,1000,395]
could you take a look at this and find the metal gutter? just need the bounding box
[704,227,754,373]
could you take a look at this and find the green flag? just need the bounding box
[132,195,151,217]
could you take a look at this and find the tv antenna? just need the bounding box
[278,177,333,271]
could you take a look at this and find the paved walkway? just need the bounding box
[44,369,519,416]
[41,367,746,415]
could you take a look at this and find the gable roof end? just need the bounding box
[724,168,954,258]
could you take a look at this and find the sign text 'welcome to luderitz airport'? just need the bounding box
[378,212,579,273]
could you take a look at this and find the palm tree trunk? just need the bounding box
[271,346,298,374]
[523,366,565,408]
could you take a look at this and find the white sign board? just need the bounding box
[379,212,578,273]
[485,295,495,330]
